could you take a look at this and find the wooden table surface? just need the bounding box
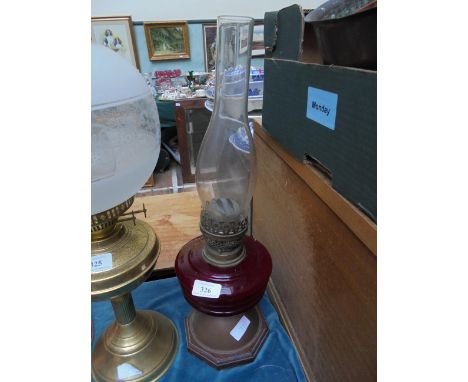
[134,190,201,271]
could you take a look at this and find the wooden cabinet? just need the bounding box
[175,98,211,183]
[252,121,376,382]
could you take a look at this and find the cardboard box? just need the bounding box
[262,4,377,221]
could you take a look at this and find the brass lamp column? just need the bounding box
[91,197,178,382]
[91,43,178,381]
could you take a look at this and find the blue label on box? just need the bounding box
[306,86,338,130]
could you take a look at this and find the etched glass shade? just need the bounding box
[196,16,255,227]
[91,43,160,214]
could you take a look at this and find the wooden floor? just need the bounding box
[129,149,201,273]
[138,161,196,196]
[135,189,201,271]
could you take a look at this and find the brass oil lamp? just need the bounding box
[175,16,272,369]
[91,43,178,381]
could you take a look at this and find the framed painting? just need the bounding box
[202,23,217,72]
[203,21,264,71]
[91,16,140,70]
[144,21,190,61]
[252,22,265,57]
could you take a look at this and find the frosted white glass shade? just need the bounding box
[91,43,160,214]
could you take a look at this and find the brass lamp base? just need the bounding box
[92,309,178,382]
[185,305,268,369]
[91,200,179,381]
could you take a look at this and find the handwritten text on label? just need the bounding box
[306,86,338,130]
[91,252,113,273]
[192,280,222,299]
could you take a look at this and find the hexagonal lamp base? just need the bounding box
[185,305,269,369]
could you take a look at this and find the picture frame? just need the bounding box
[91,16,140,70]
[203,21,264,71]
[202,24,217,72]
[252,22,265,57]
[144,21,190,61]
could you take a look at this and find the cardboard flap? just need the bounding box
[264,11,278,58]
[264,4,304,61]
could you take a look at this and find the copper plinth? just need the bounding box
[176,234,272,368]
[185,306,268,369]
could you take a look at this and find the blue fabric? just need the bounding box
[92,277,306,382]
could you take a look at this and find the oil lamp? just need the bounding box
[175,16,272,369]
[91,43,178,381]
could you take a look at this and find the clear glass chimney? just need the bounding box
[195,16,255,265]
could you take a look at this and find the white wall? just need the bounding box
[91,0,327,21]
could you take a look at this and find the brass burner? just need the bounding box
[199,205,248,267]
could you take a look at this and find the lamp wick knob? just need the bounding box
[118,203,148,225]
